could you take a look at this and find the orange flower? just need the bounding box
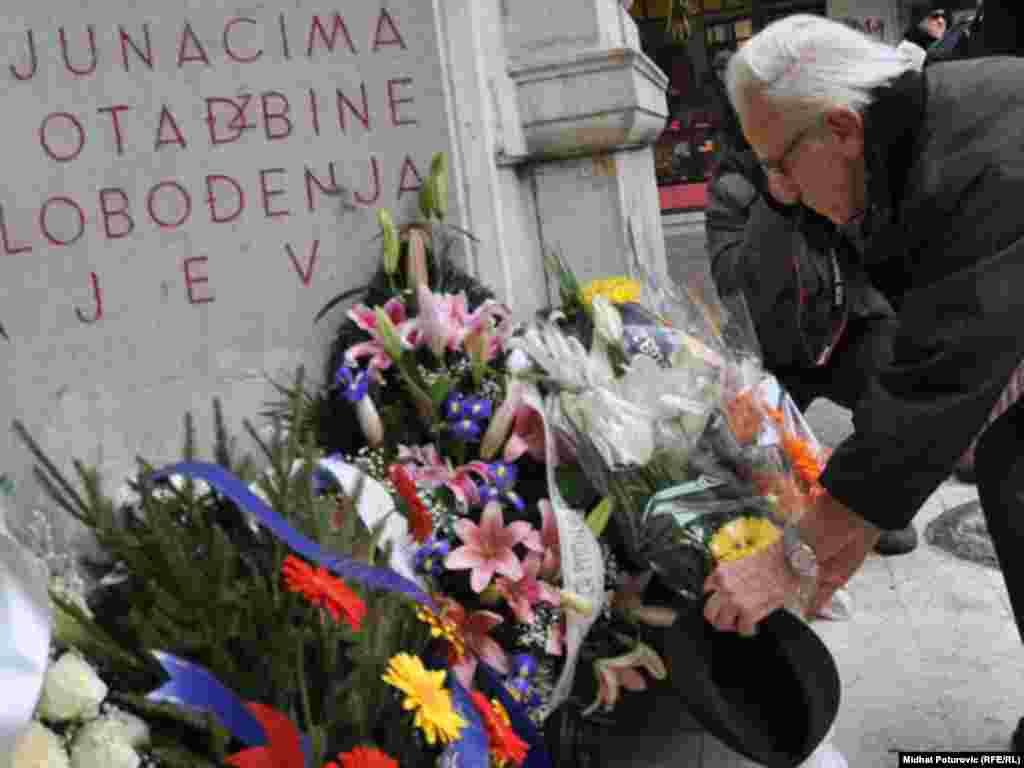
[282,555,367,631]
[764,407,825,487]
[469,691,529,767]
[389,464,433,543]
[724,389,763,445]
[326,746,398,768]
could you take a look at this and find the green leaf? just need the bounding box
[554,464,592,509]
[429,376,452,408]
[586,497,612,538]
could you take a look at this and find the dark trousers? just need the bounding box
[976,397,1024,642]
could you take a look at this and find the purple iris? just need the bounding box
[334,365,369,403]
[489,462,518,491]
[511,653,539,677]
[414,538,450,577]
[478,462,525,511]
[444,393,493,443]
[506,653,542,711]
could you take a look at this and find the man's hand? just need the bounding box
[703,491,881,634]
[801,492,881,616]
[703,539,799,636]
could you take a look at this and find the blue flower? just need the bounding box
[478,462,524,511]
[488,462,518,492]
[444,392,493,443]
[414,538,450,577]
[505,653,542,711]
[334,365,369,403]
[510,653,538,678]
[479,485,526,512]
[465,397,492,421]
[445,393,466,420]
[452,417,482,442]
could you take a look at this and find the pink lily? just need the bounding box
[396,444,493,508]
[345,297,412,381]
[445,501,537,592]
[463,300,514,362]
[582,642,667,716]
[415,285,472,358]
[438,597,510,689]
[536,500,561,579]
[495,553,562,624]
[503,398,553,465]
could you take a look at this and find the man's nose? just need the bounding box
[767,172,800,205]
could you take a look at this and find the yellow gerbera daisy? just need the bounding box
[709,517,781,563]
[581,277,641,307]
[382,653,467,745]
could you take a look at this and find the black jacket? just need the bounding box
[819,59,1024,529]
[705,150,894,410]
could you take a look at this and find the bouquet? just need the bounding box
[510,251,823,615]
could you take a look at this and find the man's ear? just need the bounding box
[823,108,864,160]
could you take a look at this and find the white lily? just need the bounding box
[508,321,614,392]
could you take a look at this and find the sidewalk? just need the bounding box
[813,478,1023,765]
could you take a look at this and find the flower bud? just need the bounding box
[403,225,430,291]
[378,209,399,275]
[591,295,623,347]
[429,152,448,221]
[373,306,405,364]
[356,396,385,449]
[479,382,523,461]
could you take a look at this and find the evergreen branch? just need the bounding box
[11,419,90,518]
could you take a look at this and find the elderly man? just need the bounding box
[702,14,1024,749]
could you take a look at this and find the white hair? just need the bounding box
[726,14,917,136]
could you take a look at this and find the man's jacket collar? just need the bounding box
[854,69,927,264]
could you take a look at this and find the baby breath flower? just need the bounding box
[37,653,108,724]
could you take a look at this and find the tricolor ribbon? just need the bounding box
[149,462,433,608]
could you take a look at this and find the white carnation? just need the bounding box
[69,718,141,768]
[96,710,149,749]
[37,653,108,724]
[7,722,70,768]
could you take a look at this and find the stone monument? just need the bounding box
[0,0,669,545]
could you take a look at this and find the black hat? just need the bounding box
[549,589,841,768]
[641,594,840,767]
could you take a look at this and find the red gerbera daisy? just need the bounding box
[282,555,367,631]
[388,463,433,544]
[469,691,529,768]
[325,745,398,768]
